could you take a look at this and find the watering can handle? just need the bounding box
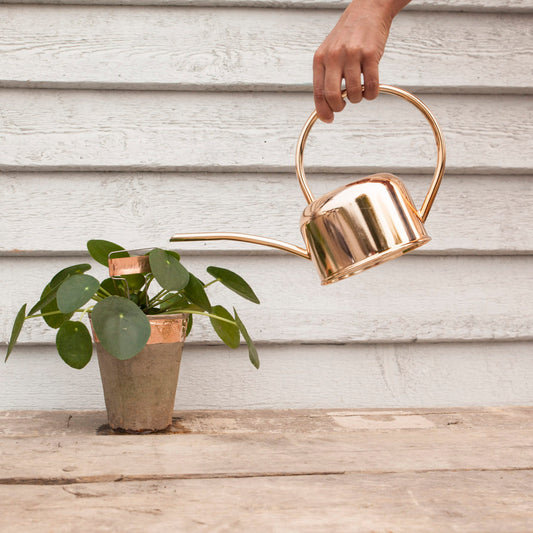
[295,84,446,223]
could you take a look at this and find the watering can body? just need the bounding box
[300,173,430,284]
[171,85,446,285]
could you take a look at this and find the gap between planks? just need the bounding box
[2,467,532,487]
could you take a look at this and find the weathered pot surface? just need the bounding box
[92,313,188,433]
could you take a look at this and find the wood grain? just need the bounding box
[1,255,532,345]
[1,470,532,532]
[1,0,531,11]
[0,408,531,532]
[2,342,533,410]
[1,0,531,415]
[0,408,531,479]
[0,7,530,91]
[1,172,532,254]
[0,90,530,172]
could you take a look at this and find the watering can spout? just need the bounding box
[169,232,311,260]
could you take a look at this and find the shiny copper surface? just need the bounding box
[108,255,151,277]
[145,314,188,344]
[91,313,188,345]
[170,232,310,259]
[300,173,430,284]
[295,85,446,223]
[169,85,446,284]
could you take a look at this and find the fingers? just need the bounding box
[345,64,363,104]
[362,56,380,100]
[313,56,333,123]
[314,51,347,123]
[324,65,346,114]
[314,49,380,122]
[313,48,346,123]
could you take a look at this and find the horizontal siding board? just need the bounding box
[1,255,531,345]
[0,90,531,172]
[0,1,531,12]
[0,8,531,92]
[2,341,533,410]
[1,173,532,255]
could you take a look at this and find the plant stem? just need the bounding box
[203,279,219,289]
[139,274,155,303]
[27,308,89,320]
[149,289,170,307]
[78,307,93,323]
[156,293,182,307]
[98,287,114,298]
[150,288,166,304]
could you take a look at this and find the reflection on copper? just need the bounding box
[146,314,188,344]
[108,255,152,277]
[92,314,189,345]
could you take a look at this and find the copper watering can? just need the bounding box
[171,85,446,285]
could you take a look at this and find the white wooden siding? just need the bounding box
[2,173,532,254]
[0,8,530,92]
[3,255,532,345]
[1,0,532,409]
[0,91,531,172]
[1,342,532,410]
[2,1,532,12]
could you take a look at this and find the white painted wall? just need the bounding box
[1,0,532,409]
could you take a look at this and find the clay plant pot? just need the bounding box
[92,313,188,433]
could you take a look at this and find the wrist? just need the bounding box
[347,0,410,21]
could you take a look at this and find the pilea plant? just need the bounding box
[5,240,260,369]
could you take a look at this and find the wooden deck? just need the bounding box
[0,407,532,532]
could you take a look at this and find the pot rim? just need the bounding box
[90,312,189,344]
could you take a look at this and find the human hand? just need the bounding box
[313,0,410,122]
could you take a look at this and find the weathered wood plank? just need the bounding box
[0,7,530,92]
[1,0,531,12]
[1,408,531,532]
[0,90,530,172]
[0,408,531,480]
[1,470,532,533]
[0,409,530,532]
[2,407,532,437]
[1,173,532,254]
[2,342,533,410]
[2,255,531,345]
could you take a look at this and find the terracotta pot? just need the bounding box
[92,313,188,433]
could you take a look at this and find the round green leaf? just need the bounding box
[183,274,211,311]
[5,304,26,362]
[234,308,260,369]
[40,284,73,329]
[122,273,146,292]
[29,264,91,316]
[56,321,93,369]
[100,277,127,297]
[149,248,189,291]
[207,266,260,304]
[167,250,181,261]
[49,263,92,291]
[29,283,59,317]
[91,296,151,360]
[209,305,240,349]
[87,240,128,267]
[57,274,100,314]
